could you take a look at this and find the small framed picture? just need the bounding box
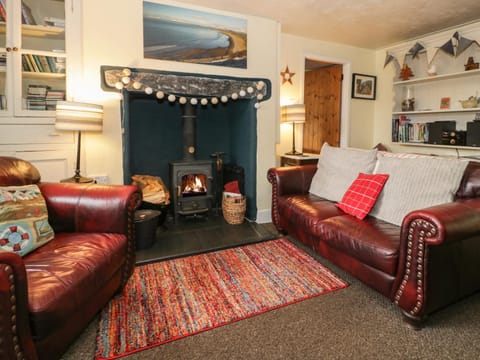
[440,97,451,109]
[352,73,376,100]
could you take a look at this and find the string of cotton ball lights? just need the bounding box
[109,67,267,109]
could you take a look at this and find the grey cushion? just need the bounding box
[309,143,378,202]
[370,154,468,226]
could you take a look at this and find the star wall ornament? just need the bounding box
[280,66,295,85]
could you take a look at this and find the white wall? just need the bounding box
[278,33,377,154]
[77,0,279,218]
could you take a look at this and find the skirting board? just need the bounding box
[255,208,272,224]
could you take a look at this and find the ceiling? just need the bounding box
[179,0,480,49]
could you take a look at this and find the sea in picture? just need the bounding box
[143,2,247,68]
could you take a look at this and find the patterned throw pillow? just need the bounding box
[336,173,389,220]
[0,185,54,256]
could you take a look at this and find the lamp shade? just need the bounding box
[55,101,103,132]
[281,104,305,124]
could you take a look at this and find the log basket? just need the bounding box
[222,193,246,225]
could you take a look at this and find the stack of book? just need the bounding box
[45,89,65,110]
[26,84,49,110]
[43,16,65,28]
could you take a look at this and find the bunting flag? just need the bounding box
[438,32,458,57]
[456,33,480,57]
[408,42,426,59]
[384,52,396,68]
[425,47,439,65]
[437,31,480,57]
[384,30,480,71]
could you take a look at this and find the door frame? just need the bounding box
[300,53,351,147]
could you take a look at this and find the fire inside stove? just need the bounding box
[181,174,207,197]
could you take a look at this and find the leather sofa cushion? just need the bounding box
[23,232,128,339]
[318,215,401,276]
[278,194,344,237]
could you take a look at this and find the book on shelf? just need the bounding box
[43,16,65,28]
[0,0,6,22]
[392,116,429,143]
[21,1,36,25]
[0,94,6,110]
[22,54,64,73]
[26,84,51,111]
[45,89,65,110]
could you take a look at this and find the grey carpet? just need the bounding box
[62,237,480,360]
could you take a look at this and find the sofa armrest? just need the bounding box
[38,183,142,234]
[38,182,142,288]
[0,252,38,360]
[393,199,480,325]
[267,165,317,196]
[267,165,317,231]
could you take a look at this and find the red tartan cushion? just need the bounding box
[336,173,389,220]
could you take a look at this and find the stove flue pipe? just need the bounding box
[182,103,196,161]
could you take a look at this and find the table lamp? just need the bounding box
[281,104,305,155]
[55,101,103,183]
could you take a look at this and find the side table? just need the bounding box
[280,154,320,167]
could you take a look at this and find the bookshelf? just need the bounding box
[0,0,75,184]
[0,0,68,119]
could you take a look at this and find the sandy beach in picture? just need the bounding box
[169,29,247,65]
[143,2,248,68]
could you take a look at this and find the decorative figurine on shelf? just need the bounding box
[427,65,437,76]
[401,86,415,111]
[465,56,479,71]
[399,64,414,81]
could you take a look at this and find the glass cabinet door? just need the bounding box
[0,0,8,113]
[19,0,66,115]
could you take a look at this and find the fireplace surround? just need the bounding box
[101,66,271,220]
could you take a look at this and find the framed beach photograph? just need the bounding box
[352,73,376,100]
[143,1,247,69]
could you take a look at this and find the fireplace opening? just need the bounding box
[104,67,271,221]
[182,174,207,197]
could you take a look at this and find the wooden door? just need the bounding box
[303,65,342,153]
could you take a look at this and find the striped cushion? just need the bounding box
[336,173,389,219]
[370,154,468,226]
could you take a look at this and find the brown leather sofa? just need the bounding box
[268,161,480,328]
[0,157,142,359]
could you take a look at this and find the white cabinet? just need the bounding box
[391,35,480,148]
[0,0,77,179]
[0,0,70,120]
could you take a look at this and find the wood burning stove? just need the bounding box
[169,103,214,222]
[169,160,213,222]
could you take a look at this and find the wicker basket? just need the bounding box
[222,193,246,225]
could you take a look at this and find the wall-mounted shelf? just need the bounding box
[395,142,480,151]
[0,22,64,38]
[393,107,480,115]
[393,68,480,86]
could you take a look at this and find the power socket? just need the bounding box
[91,175,109,184]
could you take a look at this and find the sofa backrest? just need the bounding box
[0,156,41,186]
[455,161,480,199]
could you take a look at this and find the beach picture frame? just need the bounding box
[352,73,376,100]
[143,1,247,69]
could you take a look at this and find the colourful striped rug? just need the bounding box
[95,237,348,359]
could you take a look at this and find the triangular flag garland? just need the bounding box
[384,30,480,70]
